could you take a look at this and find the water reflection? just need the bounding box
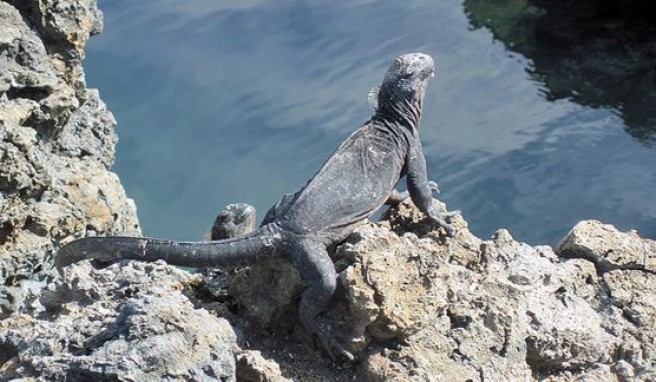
[464,0,656,144]
[86,0,656,245]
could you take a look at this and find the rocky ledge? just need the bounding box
[1,1,655,381]
[1,199,654,381]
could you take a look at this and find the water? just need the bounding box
[85,0,656,245]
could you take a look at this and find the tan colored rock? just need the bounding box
[604,270,656,328]
[344,202,655,381]
[0,261,238,381]
[0,3,59,93]
[236,350,292,382]
[9,0,104,92]
[329,202,526,380]
[557,220,656,273]
[33,0,103,54]
[603,269,656,372]
[0,0,139,319]
[199,201,656,381]
[339,222,454,341]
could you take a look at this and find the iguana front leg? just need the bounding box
[406,141,460,237]
[385,181,439,205]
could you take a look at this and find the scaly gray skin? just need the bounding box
[56,52,459,361]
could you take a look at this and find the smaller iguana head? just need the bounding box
[372,53,435,126]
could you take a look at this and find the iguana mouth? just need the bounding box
[398,52,435,81]
[422,68,435,80]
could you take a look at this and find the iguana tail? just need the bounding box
[55,223,283,273]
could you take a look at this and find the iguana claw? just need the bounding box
[444,209,461,222]
[316,335,356,364]
[427,180,440,194]
[301,318,357,363]
[434,209,461,237]
[443,224,457,237]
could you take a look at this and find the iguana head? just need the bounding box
[383,53,435,90]
[373,53,435,126]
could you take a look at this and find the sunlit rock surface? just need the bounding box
[0,0,139,319]
[203,200,656,381]
[1,1,654,381]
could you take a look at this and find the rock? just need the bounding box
[0,260,238,381]
[342,207,532,380]
[236,350,292,382]
[198,201,655,381]
[228,260,304,330]
[29,0,103,55]
[0,1,241,379]
[0,0,139,318]
[2,0,656,379]
[339,201,654,381]
[557,220,656,273]
[0,3,58,95]
[9,0,104,94]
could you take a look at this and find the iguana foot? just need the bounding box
[431,209,461,237]
[443,209,461,221]
[302,318,357,363]
[427,180,440,194]
[443,223,457,237]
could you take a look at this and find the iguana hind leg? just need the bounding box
[211,204,353,360]
[288,238,354,361]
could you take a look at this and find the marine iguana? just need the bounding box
[56,52,460,360]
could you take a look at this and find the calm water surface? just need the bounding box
[85,0,656,245]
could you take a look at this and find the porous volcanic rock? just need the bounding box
[0,0,139,319]
[213,200,656,380]
[0,260,238,381]
[346,206,655,381]
[2,1,655,381]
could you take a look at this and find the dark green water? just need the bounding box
[85,0,656,245]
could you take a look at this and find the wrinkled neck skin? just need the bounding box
[372,81,427,133]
